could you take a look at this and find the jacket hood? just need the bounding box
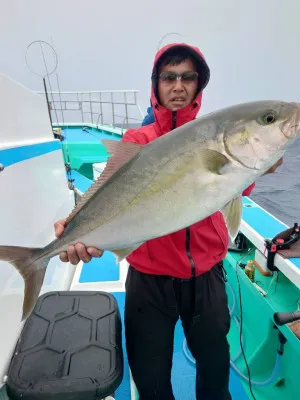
[150,43,210,134]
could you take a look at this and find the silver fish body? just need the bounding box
[1,100,300,319]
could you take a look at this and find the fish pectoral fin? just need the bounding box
[111,245,142,264]
[0,245,49,320]
[222,195,243,240]
[198,149,231,175]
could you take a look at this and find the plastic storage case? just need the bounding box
[6,291,123,400]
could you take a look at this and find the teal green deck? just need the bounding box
[58,125,121,180]
[66,125,300,399]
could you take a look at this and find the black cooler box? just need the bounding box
[6,291,123,400]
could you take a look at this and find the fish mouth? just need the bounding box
[281,121,300,139]
[281,106,300,139]
[291,124,300,136]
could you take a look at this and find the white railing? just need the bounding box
[37,89,145,130]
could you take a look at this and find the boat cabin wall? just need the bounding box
[0,74,75,383]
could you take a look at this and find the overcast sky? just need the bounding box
[1,0,299,117]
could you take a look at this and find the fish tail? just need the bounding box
[0,245,49,321]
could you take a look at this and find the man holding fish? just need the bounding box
[54,43,285,399]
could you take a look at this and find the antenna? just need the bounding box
[156,32,184,51]
[50,36,65,126]
[25,40,59,127]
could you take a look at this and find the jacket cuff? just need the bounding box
[242,182,256,196]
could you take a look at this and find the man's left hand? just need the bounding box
[263,157,283,175]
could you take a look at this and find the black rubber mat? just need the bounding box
[6,291,123,400]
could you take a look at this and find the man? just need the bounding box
[55,43,282,399]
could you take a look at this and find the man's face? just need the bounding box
[157,58,198,111]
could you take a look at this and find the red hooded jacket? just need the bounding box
[122,43,255,278]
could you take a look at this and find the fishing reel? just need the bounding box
[228,232,247,252]
[265,223,300,272]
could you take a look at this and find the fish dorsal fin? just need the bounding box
[101,139,142,180]
[65,140,142,224]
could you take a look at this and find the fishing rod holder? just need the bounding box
[264,223,300,272]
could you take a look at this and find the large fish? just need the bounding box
[1,100,300,320]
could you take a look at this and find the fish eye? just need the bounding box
[258,111,277,125]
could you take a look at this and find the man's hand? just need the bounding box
[54,219,104,265]
[263,157,283,175]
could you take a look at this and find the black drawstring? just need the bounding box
[220,263,228,282]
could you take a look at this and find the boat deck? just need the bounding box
[78,265,249,399]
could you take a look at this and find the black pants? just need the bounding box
[124,263,231,400]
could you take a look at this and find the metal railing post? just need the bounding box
[89,92,93,124]
[111,92,115,127]
[99,92,103,125]
[124,92,128,129]
[77,92,84,123]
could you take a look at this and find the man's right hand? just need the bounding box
[54,219,104,265]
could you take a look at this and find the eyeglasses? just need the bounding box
[158,71,199,83]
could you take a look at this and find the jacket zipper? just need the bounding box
[171,111,196,278]
[186,227,196,278]
[171,111,177,130]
